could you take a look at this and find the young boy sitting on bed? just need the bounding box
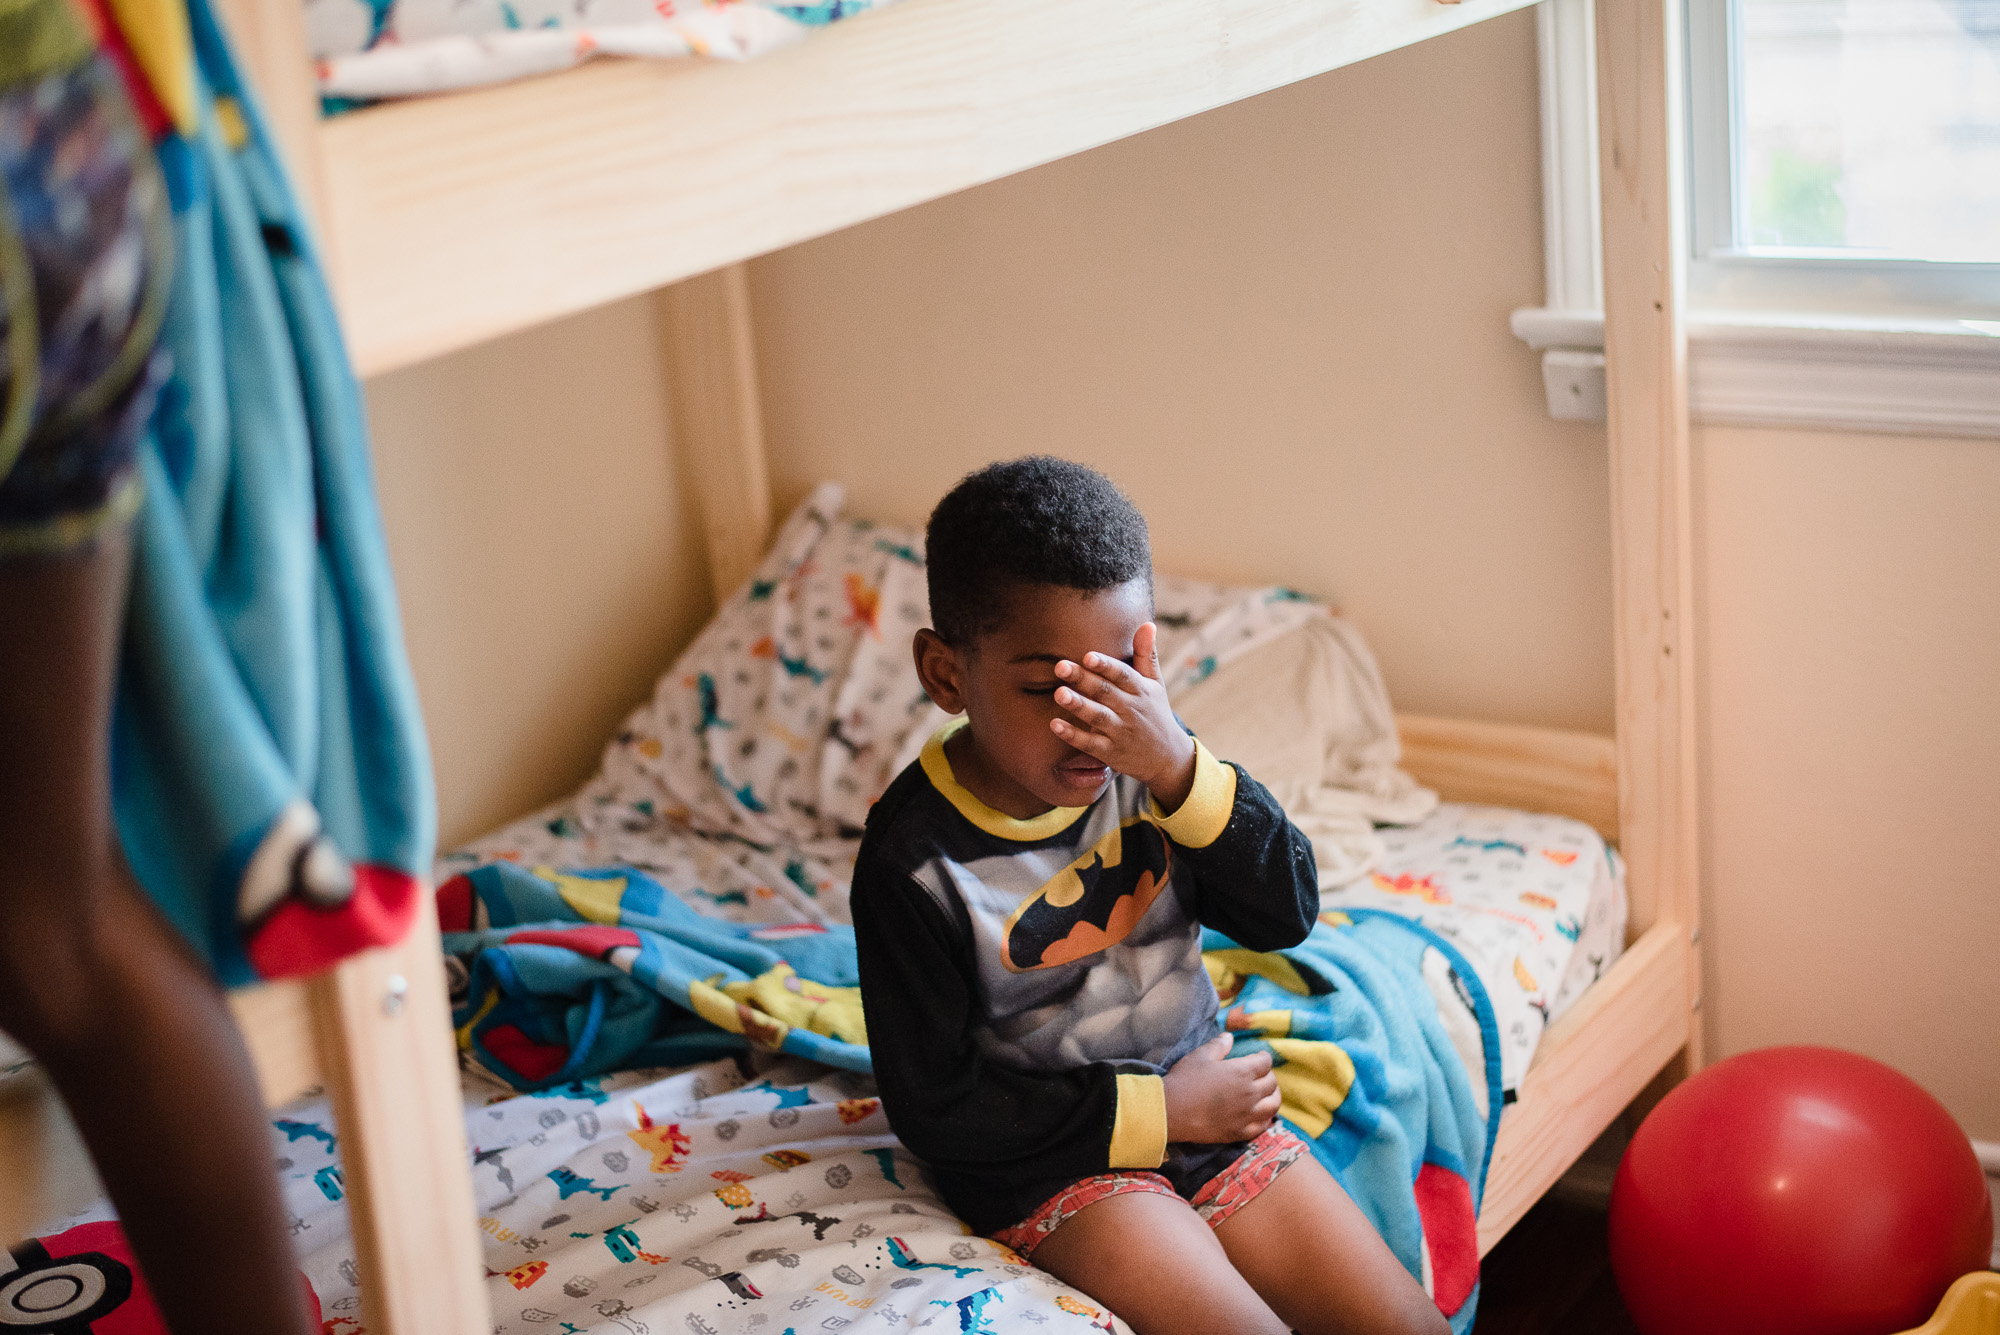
[852,458,1449,1335]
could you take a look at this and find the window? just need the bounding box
[1687,0,2000,319]
[1513,0,2000,435]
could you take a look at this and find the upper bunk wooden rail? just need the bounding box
[301,0,1545,377]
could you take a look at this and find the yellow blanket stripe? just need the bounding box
[106,0,196,136]
[721,963,868,1045]
[533,866,627,925]
[1268,1037,1356,1140]
[686,978,749,1035]
[1204,948,1314,998]
[454,988,500,1052]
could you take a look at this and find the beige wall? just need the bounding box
[365,5,1998,1137]
[752,9,1619,738]
[368,296,715,848]
[746,9,1998,1135]
[1695,424,2000,1139]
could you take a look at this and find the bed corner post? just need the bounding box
[213,3,493,1327]
[657,265,776,607]
[311,913,491,1333]
[1596,0,1704,1072]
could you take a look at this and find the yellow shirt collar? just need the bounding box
[918,718,1094,842]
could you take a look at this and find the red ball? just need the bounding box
[1609,1046,1993,1335]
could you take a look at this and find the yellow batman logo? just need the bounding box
[1000,820,1173,972]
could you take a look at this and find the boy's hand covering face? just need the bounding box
[1050,622,1198,814]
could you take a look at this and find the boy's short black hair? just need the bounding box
[925,456,1153,646]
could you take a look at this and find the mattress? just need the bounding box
[1325,803,1626,1095]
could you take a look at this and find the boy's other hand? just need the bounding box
[1162,1034,1282,1144]
[1051,622,1198,812]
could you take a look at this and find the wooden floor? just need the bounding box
[1474,1193,1642,1335]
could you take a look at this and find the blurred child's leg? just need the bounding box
[1213,1153,1451,1335]
[1029,1189,1294,1335]
[0,533,316,1335]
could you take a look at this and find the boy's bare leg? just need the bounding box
[1029,1190,1293,1335]
[0,532,316,1335]
[1213,1154,1452,1335]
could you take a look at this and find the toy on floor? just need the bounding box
[1,1221,321,1334]
[1607,1046,1993,1335]
[1900,1272,2000,1335]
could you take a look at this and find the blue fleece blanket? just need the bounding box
[111,0,433,987]
[443,862,1501,1330]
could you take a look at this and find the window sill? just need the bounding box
[1510,308,2000,440]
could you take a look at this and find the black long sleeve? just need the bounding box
[850,731,1318,1233]
[852,862,1148,1178]
[1166,757,1318,951]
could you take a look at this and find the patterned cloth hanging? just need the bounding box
[90,0,435,984]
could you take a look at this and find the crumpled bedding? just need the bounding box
[434,853,1500,1332]
[308,0,901,103]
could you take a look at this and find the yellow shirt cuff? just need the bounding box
[1151,739,1237,849]
[1108,1073,1168,1169]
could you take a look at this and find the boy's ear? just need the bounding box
[912,629,967,714]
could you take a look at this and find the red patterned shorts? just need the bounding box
[989,1123,1311,1260]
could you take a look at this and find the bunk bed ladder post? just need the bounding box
[308,915,490,1332]
[657,265,776,606]
[209,3,494,1327]
[1595,0,1704,1069]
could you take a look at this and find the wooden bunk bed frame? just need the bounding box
[0,0,1699,1329]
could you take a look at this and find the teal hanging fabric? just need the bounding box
[111,0,435,987]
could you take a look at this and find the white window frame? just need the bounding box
[1512,0,2000,437]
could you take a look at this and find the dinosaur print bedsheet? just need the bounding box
[23,1057,1139,1333]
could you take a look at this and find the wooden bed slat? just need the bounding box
[1477,921,1692,1251]
[1395,713,1619,840]
[321,0,1545,377]
[658,266,776,605]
